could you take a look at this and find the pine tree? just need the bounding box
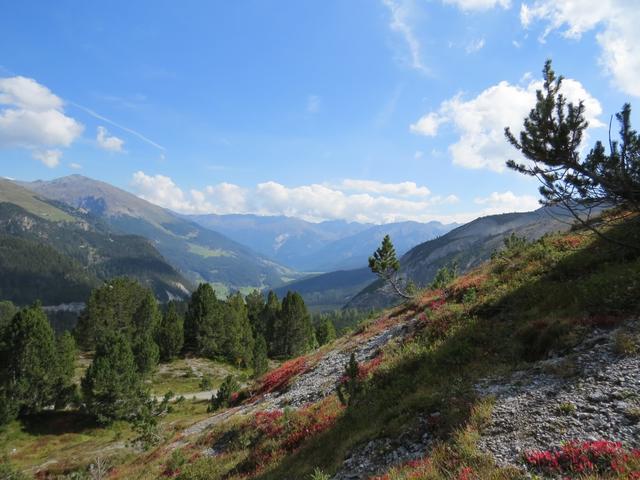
[245,290,266,336]
[336,353,361,407]
[76,277,152,349]
[184,283,225,356]
[275,292,314,358]
[131,293,161,376]
[315,317,337,346]
[252,334,269,378]
[369,235,413,299]
[54,331,77,409]
[82,331,145,425]
[208,375,239,412]
[1,304,59,417]
[0,300,16,353]
[157,301,184,362]
[505,60,640,246]
[261,291,281,355]
[222,293,254,366]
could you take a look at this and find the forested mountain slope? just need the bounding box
[0,179,190,304]
[22,175,301,294]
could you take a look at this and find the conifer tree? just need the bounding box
[82,331,144,425]
[54,331,78,409]
[76,277,151,348]
[315,317,337,346]
[261,291,281,355]
[275,292,314,358]
[184,283,225,356]
[337,353,361,407]
[1,304,59,417]
[157,301,184,362]
[245,289,266,336]
[505,60,640,246]
[222,292,254,366]
[131,293,161,376]
[369,235,413,299]
[252,334,269,378]
[208,375,239,412]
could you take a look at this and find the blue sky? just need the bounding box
[1,0,637,223]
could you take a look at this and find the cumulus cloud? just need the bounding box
[382,0,428,73]
[96,126,124,152]
[410,112,445,136]
[0,76,84,165]
[339,179,430,197]
[411,76,602,172]
[521,0,640,97]
[474,190,540,213]
[443,0,511,11]
[130,172,461,223]
[32,149,62,168]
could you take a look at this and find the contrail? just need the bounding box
[69,102,166,152]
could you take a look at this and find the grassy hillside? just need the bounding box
[3,211,638,479]
[347,207,569,310]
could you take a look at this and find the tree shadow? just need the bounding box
[20,410,98,436]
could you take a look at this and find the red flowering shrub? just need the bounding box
[257,357,308,395]
[525,440,640,477]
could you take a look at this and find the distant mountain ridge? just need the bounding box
[188,213,456,272]
[0,178,190,304]
[346,207,570,310]
[22,175,301,295]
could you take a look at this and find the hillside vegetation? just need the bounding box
[4,210,637,479]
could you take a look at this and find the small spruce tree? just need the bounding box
[336,353,361,407]
[315,318,337,346]
[369,235,413,299]
[208,375,240,412]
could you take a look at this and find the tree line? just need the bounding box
[0,278,337,427]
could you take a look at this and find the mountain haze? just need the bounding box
[189,214,455,272]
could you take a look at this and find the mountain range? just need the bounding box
[21,175,300,296]
[188,214,455,271]
[0,178,190,304]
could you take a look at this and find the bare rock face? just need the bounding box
[477,321,640,469]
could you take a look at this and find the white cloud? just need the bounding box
[410,112,445,136]
[521,0,640,97]
[69,162,82,170]
[0,76,84,166]
[96,126,124,152]
[339,179,431,197]
[411,76,602,172]
[131,171,195,213]
[306,95,321,113]
[382,0,428,73]
[130,172,461,223]
[32,149,62,168]
[443,0,510,11]
[414,150,424,159]
[465,37,486,53]
[474,190,540,213]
